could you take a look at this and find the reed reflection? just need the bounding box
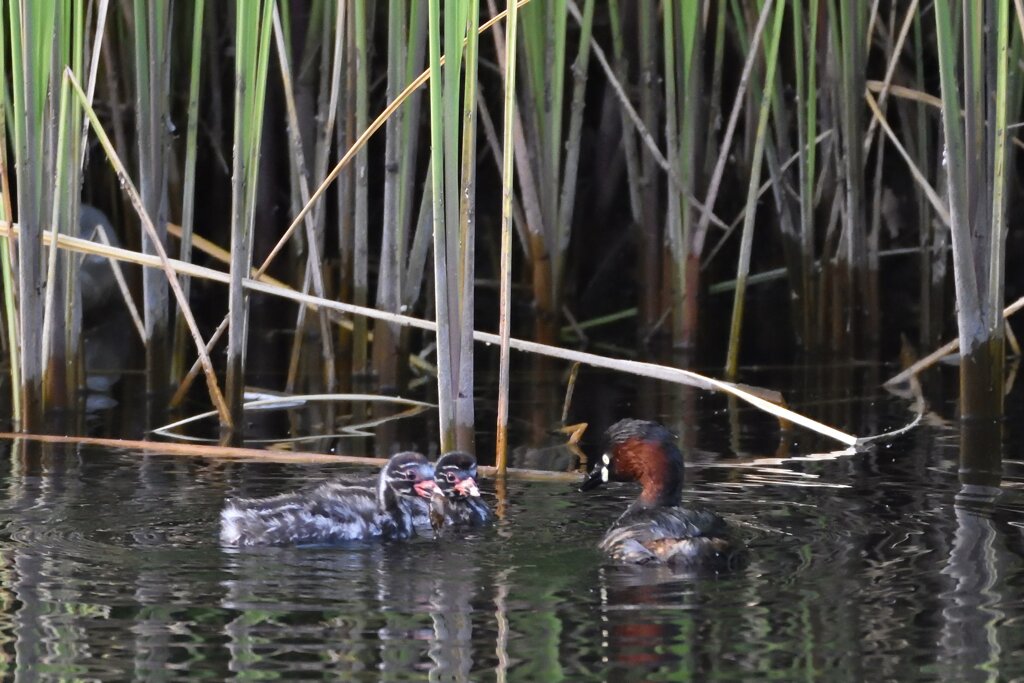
[221,545,390,676]
[940,421,1006,680]
[219,536,492,680]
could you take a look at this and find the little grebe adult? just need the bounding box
[428,451,493,533]
[581,419,741,570]
[220,451,436,547]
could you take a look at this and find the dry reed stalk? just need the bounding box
[0,216,862,447]
[0,433,586,482]
[496,0,521,472]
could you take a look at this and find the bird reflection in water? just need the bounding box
[592,564,735,680]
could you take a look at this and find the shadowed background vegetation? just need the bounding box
[0,1,1021,450]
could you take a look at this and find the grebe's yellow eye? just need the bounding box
[601,453,610,465]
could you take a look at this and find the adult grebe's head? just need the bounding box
[434,451,480,499]
[379,451,436,500]
[580,419,684,508]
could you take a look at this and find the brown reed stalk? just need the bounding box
[496,0,521,472]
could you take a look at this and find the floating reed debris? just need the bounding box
[151,393,434,442]
[0,431,586,483]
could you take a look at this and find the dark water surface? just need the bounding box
[1,366,1023,681]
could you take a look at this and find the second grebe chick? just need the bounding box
[429,451,493,533]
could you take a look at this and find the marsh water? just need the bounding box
[1,365,1023,681]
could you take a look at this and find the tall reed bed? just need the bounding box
[3,1,92,427]
[0,1,1021,446]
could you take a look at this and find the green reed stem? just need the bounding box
[555,0,593,295]
[793,0,819,347]
[41,56,72,408]
[172,0,206,384]
[272,3,337,396]
[606,0,641,227]
[0,8,21,423]
[427,0,455,451]
[934,0,1010,419]
[496,0,520,472]
[133,0,172,397]
[694,0,774,257]
[64,0,86,404]
[455,0,480,452]
[226,0,274,430]
[7,0,55,428]
[428,0,478,452]
[352,0,369,374]
[374,0,408,390]
[725,0,785,379]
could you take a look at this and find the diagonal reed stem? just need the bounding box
[0,219,863,448]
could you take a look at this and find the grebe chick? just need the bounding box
[428,451,493,533]
[220,452,436,547]
[581,419,741,570]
